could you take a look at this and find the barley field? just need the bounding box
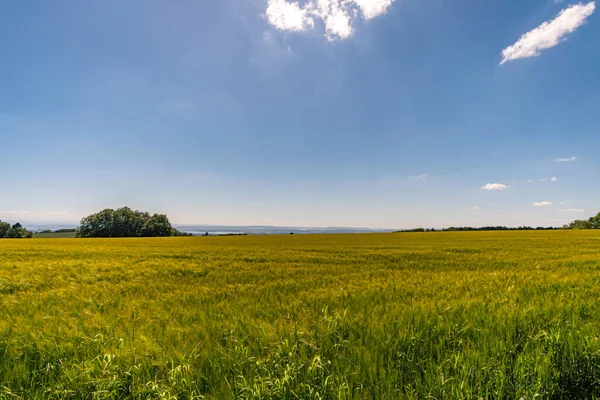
[1,232,600,399]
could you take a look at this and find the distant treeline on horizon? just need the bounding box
[396,226,560,233]
[37,228,77,234]
[5,209,600,238]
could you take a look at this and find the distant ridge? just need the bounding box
[24,223,396,235]
[173,225,395,235]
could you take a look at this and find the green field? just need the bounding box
[1,232,600,399]
[32,231,78,239]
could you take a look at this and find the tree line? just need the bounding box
[397,226,558,233]
[5,208,599,239]
[0,221,33,239]
[38,228,77,234]
[77,207,191,238]
[563,212,600,230]
[397,211,600,233]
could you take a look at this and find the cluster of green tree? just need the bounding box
[563,212,600,230]
[76,207,191,238]
[0,221,33,238]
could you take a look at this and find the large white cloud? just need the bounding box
[500,2,596,64]
[266,0,315,31]
[266,0,395,40]
[323,1,354,39]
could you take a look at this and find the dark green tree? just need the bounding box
[141,214,172,237]
[563,219,592,230]
[563,211,600,230]
[0,220,32,238]
[77,208,175,238]
[0,221,10,237]
[588,212,600,229]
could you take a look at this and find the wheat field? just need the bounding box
[1,231,600,398]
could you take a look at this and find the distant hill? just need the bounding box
[173,225,395,236]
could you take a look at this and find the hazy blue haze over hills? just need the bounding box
[24,223,394,235]
[174,225,395,235]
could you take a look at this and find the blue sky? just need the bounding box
[1,0,599,228]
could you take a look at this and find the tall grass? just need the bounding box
[0,231,600,398]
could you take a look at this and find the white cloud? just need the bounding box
[533,201,553,207]
[408,174,427,179]
[551,177,558,181]
[265,0,395,40]
[266,0,315,31]
[500,2,596,64]
[560,208,585,213]
[324,2,354,39]
[351,0,395,19]
[471,207,480,210]
[481,183,508,191]
[555,156,577,162]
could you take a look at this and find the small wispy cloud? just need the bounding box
[559,208,585,213]
[555,156,577,162]
[266,0,396,40]
[533,201,553,207]
[0,210,80,223]
[481,183,508,191]
[537,177,559,183]
[471,207,480,210]
[250,31,295,77]
[408,174,427,179]
[500,2,596,64]
[0,210,70,216]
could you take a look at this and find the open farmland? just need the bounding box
[32,231,78,239]
[1,232,600,398]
